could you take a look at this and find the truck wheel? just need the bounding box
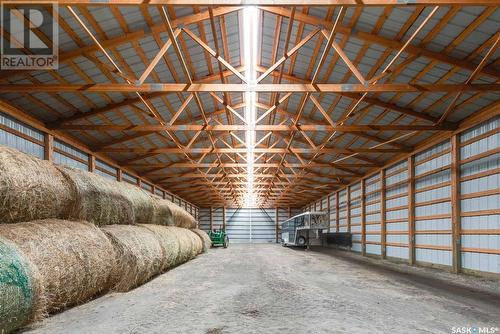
[297,236,307,247]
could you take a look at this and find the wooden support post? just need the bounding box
[43,133,53,162]
[137,178,142,187]
[222,206,226,230]
[327,194,331,233]
[209,206,213,230]
[380,169,387,259]
[117,169,122,182]
[275,207,279,243]
[451,134,462,274]
[335,191,340,233]
[152,185,156,194]
[88,154,96,173]
[347,186,351,251]
[408,156,416,265]
[361,179,366,256]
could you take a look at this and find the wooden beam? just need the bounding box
[451,134,462,273]
[1,83,495,93]
[60,123,455,132]
[380,169,386,259]
[50,1,500,5]
[408,155,416,265]
[361,178,366,256]
[44,133,54,162]
[99,147,411,154]
[260,6,500,79]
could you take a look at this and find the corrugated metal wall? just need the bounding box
[460,116,499,274]
[385,160,410,260]
[302,115,499,276]
[0,111,198,221]
[198,207,301,244]
[365,173,382,256]
[414,140,452,266]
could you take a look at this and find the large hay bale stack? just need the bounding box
[188,230,203,257]
[102,225,163,292]
[0,220,115,315]
[0,146,73,224]
[191,229,212,252]
[150,196,174,226]
[165,201,197,229]
[0,239,42,334]
[140,225,179,271]
[57,166,135,226]
[117,182,155,224]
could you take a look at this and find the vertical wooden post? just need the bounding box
[88,154,96,173]
[380,169,387,259]
[222,206,226,230]
[137,178,141,187]
[44,133,53,162]
[117,169,122,182]
[408,156,416,266]
[347,186,351,250]
[327,194,331,233]
[209,206,213,230]
[335,191,340,233]
[361,179,366,256]
[451,134,462,273]
[275,207,279,243]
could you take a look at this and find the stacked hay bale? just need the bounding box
[141,225,180,270]
[0,239,41,333]
[57,166,135,226]
[0,220,115,318]
[0,146,209,333]
[118,182,155,224]
[102,225,164,292]
[0,146,74,224]
[150,196,174,226]
[191,229,212,252]
[165,201,197,229]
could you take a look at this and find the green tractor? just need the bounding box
[208,228,229,248]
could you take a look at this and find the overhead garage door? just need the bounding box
[226,208,275,243]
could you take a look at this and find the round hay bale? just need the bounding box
[150,197,174,226]
[0,145,73,224]
[117,182,154,224]
[187,230,203,257]
[191,229,212,252]
[102,225,163,292]
[0,239,42,334]
[140,225,179,271]
[0,219,115,315]
[165,201,197,229]
[57,166,135,226]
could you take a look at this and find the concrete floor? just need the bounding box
[26,244,500,334]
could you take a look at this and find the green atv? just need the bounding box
[208,228,229,248]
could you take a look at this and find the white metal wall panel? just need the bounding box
[329,194,337,231]
[414,140,452,266]
[0,113,44,159]
[366,173,382,255]
[226,208,276,243]
[199,208,211,231]
[350,182,362,253]
[460,116,500,274]
[385,160,409,259]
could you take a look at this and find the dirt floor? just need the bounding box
[26,244,500,334]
